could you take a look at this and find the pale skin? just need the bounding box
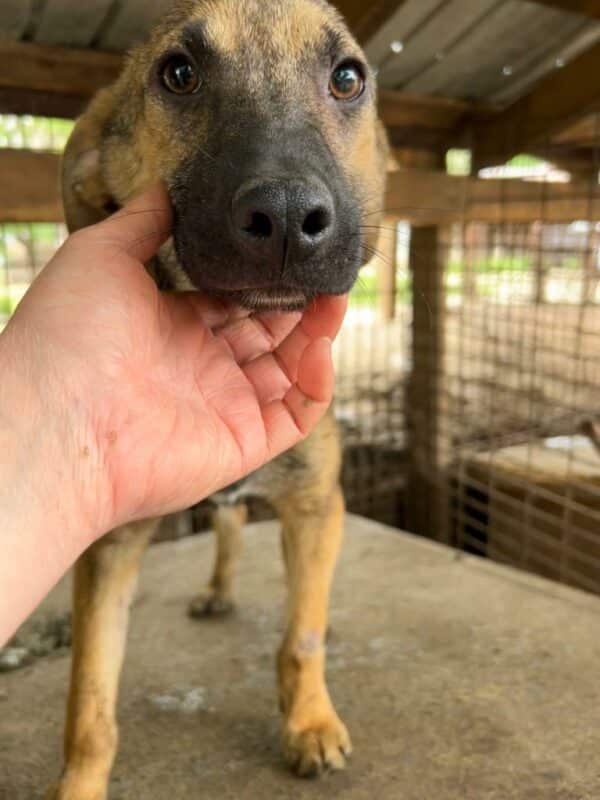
[0,185,347,645]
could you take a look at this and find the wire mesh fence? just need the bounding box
[446,217,600,595]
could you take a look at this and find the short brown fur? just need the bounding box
[48,2,387,797]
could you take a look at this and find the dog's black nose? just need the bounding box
[231,179,335,268]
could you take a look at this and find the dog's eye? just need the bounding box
[329,62,365,102]
[162,55,201,95]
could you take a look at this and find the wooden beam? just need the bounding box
[0,150,63,223]
[529,0,600,19]
[379,90,485,152]
[386,170,600,225]
[334,0,407,42]
[379,90,476,131]
[0,41,122,118]
[472,41,600,167]
[1,147,597,227]
[0,87,87,119]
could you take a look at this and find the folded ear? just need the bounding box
[62,88,119,232]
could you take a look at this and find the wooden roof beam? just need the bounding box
[529,1,600,19]
[0,41,122,118]
[334,0,408,43]
[379,90,485,153]
[471,40,600,169]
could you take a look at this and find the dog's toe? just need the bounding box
[283,716,352,778]
[188,591,235,619]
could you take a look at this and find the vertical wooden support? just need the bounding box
[376,215,398,321]
[583,226,600,304]
[462,222,478,299]
[529,222,547,304]
[406,224,451,542]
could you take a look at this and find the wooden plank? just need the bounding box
[554,114,600,146]
[385,170,600,225]
[379,90,485,151]
[1,147,598,227]
[334,0,408,43]
[472,40,600,167]
[97,0,173,51]
[0,40,122,98]
[530,0,600,18]
[0,0,34,39]
[34,0,115,48]
[375,216,398,321]
[379,90,476,130]
[0,150,63,223]
[0,87,86,119]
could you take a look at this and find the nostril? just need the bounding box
[302,208,331,238]
[244,212,273,239]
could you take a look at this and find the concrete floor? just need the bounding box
[2,515,600,800]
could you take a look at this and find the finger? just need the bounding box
[89,184,173,262]
[260,337,334,457]
[215,311,302,365]
[243,352,293,404]
[273,295,347,382]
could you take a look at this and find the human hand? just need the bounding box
[0,185,347,543]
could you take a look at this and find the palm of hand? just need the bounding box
[14,192,346,530]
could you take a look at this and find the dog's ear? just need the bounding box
[62,88,119,233]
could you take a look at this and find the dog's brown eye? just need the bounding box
[162,55,200,95]
[329,63,365,101]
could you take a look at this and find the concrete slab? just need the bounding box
[1,515,600,800]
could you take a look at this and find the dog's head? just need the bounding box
[64,0,388,310]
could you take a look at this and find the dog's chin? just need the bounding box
[209,286,315,312]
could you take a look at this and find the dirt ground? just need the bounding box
[2,515,600,800]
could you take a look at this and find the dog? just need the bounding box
[47,1,388,796]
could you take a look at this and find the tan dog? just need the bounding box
[48,1,387,797]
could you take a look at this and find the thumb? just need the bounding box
[90,184,173,263]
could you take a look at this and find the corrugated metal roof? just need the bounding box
[365,0,600,106]
[0,0,173,51]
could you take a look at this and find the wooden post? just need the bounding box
[376,215,398,321]
[583,226,600,304]
[529,222,547,305]
[406,224,452,542]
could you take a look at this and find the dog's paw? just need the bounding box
[188,590,235,618]
[283,712,352,778]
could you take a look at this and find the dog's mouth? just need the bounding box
[209,285,315,312]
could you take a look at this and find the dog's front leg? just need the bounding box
[188,503,247,617]
[274,485,351,777]
[46,520,157,800]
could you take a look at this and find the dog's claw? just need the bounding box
[283,716,352,778]
[188,591,235,618]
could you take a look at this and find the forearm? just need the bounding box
[0,326,105,644]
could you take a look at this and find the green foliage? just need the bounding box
[447,149,472,176]
[508,153,544,168]
[0,114,74,152]
[448,256,533,275]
